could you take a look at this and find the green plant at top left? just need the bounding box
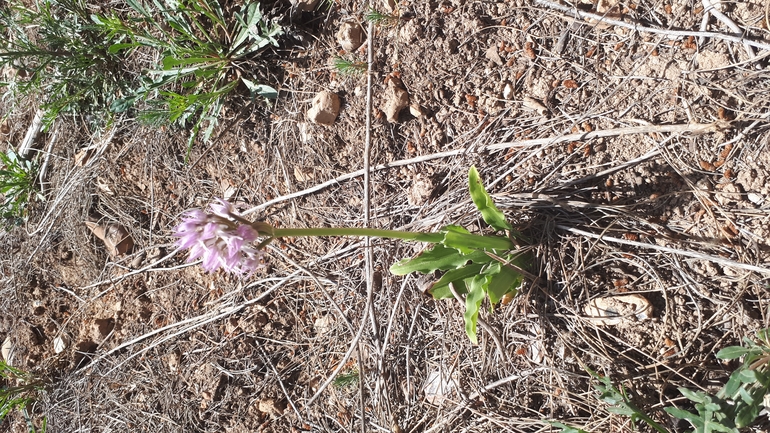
[1,0,283,155]
[0,0,130,131]
[93,0,282,156]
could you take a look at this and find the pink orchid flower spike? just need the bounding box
[173,199,265,275]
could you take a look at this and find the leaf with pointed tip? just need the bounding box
[242,78,278,99]
[464,274,488,344]
[468,166,512,232]
[442,229,513,252]
[485,265,522,305]
[389,244,489,275]
[736,398,760,428]
[546,421,590,433]
[716,346,751,360]
[664,407,703,426]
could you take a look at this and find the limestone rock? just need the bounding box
[307,91,341,125]
[383,77,409,123]
[336,21,365,52]
[53,335,69,354]
[584,294,653,326]
[1,335,14,365]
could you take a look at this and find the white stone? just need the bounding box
[53,336,68,354]
[409,104,424,118]
[503,82,514,100]
[383,78,409,122]
[485,45,502,66]
[583,294,653,326]
[336,21,365,52]
[747,193,764,205]
[314,315,335,335]
[423,369,458,405]
[1,335,13,365]
[307,91,341,125]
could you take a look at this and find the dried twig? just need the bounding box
[243,122,727,215]
[701,0,755,58]
[558,225,770,275]
[534,0,770,54]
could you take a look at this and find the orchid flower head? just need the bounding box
[173,199,264,275]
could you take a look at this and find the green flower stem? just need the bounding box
[272,227,445,243]
[269,227,514,250]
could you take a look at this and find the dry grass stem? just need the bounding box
[536,0,770,53]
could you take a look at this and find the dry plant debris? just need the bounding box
[2,0,770,432]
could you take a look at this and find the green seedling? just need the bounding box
[389,166,531,343]
[96,0,282,158]
[0,361,47,432]
[333,57,367,75]
[174,167,531,343]
[364,7,400,27]
[1,0,282,157]
[0,0,127,130]
[589,369,668,433]
[547,421,590,433]
[0,149,43,229]
[665,328,770,432]
[332,370,359,388]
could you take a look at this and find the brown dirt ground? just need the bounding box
[2,0,770,432]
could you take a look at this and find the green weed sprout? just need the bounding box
[0,360,47,432]
[0,149,43,229]
[363,7,400,27]
[0,0,127,130]
[95,0,282,156]
[173,166,530,343]
[665,328,770,432]
[553,329,770,433]
[333,57,367,75]
[590,369,668,433]
[332,370,359,388]
[546,421,589,433]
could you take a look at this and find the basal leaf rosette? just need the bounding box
[390,166,532,344]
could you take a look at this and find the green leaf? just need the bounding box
[680,387,709,403]
[162,56,217,70]
[442,229,512,252]
[606,406,636,416]
[546,421,590,433]
[241,78,278,99]
[389,244,488,275]
[110,96,137,113]
[428,263,484,299]
[232,3,262,48]
[721,371,742,398]
[735,400,760,427]
[484,261,523,305]
[464,274,488,344]
[468,166,512,232]
[716,346,751,360]
[738,369,758,384]
[124,0,151,17]
[107,43,138,54]
[665,406,701,424]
